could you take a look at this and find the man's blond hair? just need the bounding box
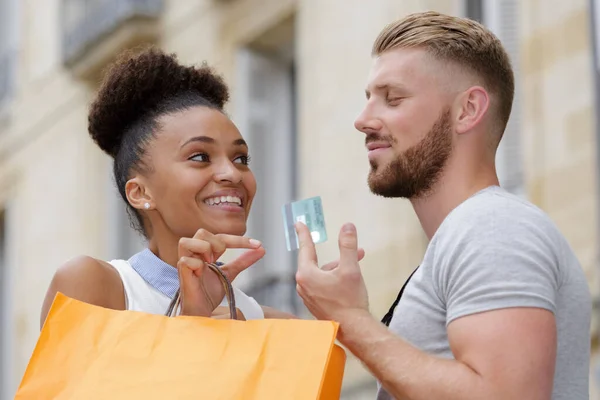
[373,11,514,137]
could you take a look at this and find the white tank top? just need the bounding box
[109,258,264,320]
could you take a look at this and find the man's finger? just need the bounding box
[321,248,366,271]
[357,248,366,262]
[338,223,359,267]
[321,260,337,271]
[221,247,266,281]
[295,222,318,268]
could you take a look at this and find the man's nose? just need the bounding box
[354,103,383,135]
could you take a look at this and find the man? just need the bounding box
[295,11,591,400]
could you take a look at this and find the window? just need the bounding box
[589,3,600,388]
[233,17,299,314]
[590,0,600,228]
[0,206,15,400]
[466,0,525,196]
[60,0,163,79]
[0,0,19,115]
[0,209,6,398]
[464,0,483,22]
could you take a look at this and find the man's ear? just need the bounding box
[125,177,154,211]
[454,86,490,135]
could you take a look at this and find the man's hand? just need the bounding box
[295,222,368,323]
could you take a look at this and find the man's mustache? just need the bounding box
[365,134,395,146]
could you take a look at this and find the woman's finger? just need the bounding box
[193,229,226,260]
[194,229,261,251]
[214,234,262,250]
[221,247,266,281]
[177,256,215,316]
[211,306,247,321]
[178,237,213,263]
[180,233,262,265]
[177,256,205,277]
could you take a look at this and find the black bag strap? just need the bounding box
[381,266,419,327]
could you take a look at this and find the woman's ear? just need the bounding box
[125,177,154,211]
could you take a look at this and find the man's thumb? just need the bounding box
[338,223,358,264]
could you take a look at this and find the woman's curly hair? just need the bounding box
[88,47,230,236]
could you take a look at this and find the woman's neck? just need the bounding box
[147,232,180,268]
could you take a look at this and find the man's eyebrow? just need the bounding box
[365,83,409,98]
[376,83,409,91]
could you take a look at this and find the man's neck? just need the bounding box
[410,163,499,240]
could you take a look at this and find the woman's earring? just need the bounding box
[144,202,151,210]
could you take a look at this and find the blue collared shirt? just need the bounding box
[128,248,223,299]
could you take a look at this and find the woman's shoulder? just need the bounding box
[40,255,125,328]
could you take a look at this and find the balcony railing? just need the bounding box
[61,0,163,65]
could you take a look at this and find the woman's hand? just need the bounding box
[177,229,265,316]
[211,306,247,320]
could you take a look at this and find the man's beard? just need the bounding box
[367,109,453,199]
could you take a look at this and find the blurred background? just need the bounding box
[0,0,599,398]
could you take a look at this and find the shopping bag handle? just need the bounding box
[165,262,238,320]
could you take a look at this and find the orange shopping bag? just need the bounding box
[15,265,346,399]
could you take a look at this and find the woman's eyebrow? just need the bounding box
[181,137,249,149]
[181,136,215,149]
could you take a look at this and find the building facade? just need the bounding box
[0,0,599,398]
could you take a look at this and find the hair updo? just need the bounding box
[88,47,230,236]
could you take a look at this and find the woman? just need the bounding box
[40,48,293,324]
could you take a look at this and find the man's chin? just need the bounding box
[368,177,396,198]
[368,171,413,199]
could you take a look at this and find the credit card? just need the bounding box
[282,196,328,251]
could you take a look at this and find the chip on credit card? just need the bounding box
[282,196,328,251]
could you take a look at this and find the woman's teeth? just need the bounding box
[204,196,242,206]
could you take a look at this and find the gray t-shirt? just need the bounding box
[377,186,591,400]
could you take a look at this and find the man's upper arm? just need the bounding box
[448,307,556,399]
[40,256,125,329]
[436,207,559,398]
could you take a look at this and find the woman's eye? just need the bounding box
[387,98,403,106]
[190,153,210,162]
[234,155,251,165]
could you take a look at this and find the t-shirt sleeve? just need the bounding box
[433,204,560,326]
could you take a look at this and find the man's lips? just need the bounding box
[366,142,391,151]
[366,141,392,162]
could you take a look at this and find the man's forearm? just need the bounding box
[337,309,491,400]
